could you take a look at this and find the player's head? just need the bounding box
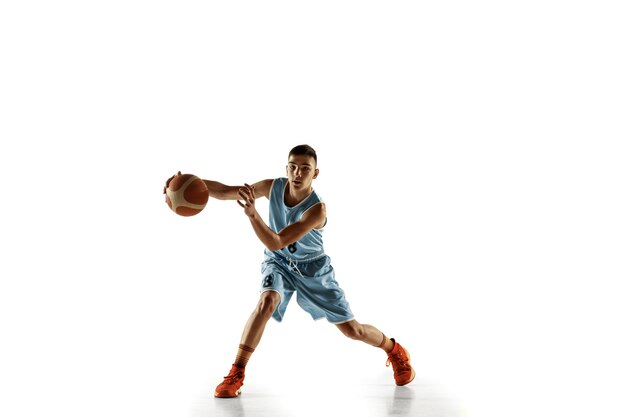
[286,144,319,187]
[288,144,317,166]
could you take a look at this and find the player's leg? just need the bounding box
[239,290,281,356]
[293,257,415,386]
[336,319,393,349]
[336,320,415,386]
[214,291,281,398]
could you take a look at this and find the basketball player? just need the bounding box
[166,144,414,397]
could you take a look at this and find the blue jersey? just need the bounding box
[264,177,325,261]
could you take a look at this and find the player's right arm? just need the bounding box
[204,178,273,200]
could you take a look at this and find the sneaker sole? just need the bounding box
[214,389,241,398]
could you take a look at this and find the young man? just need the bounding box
[166,144,414,398]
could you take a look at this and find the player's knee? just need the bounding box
[256,291,280,317]
[338,321,364,340]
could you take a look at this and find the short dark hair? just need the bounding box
[288,144,317,164]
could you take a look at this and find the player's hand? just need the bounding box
[163,171,181,194]
[237,183,256,216]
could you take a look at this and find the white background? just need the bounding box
[1,1,625,416]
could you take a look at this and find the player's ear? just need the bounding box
[313,168,319,179]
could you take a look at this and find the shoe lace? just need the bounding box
[386,351,411,372]
[222,370,243,384]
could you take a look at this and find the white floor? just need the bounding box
[190,374,464,417]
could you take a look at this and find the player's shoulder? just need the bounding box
[311,186,324,203]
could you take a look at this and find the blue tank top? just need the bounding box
[264,177,325,261]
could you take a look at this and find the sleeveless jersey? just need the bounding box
[264,177,325,261]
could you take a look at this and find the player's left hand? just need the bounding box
[237,183,257,216]
[163,171,181,194]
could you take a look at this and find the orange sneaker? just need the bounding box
[214,364,245,398]
[386,339,415,386]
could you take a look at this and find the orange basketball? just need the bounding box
[164,173,209,216]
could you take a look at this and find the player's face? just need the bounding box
[286,155,318,189]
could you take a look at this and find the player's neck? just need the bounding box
[285,183,312,206]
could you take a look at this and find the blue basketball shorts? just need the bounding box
[259,253,354,324]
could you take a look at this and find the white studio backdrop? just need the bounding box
[1,2,625,417]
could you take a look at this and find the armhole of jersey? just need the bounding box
[268,178,278,200]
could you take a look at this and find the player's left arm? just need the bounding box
[237,183,325,251]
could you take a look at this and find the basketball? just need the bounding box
[164,172,209,216]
